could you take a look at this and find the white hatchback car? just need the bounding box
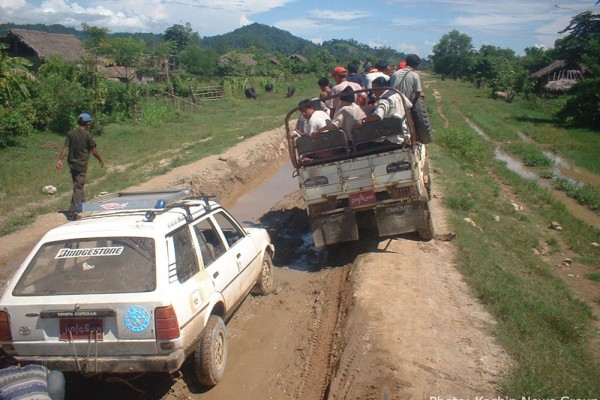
[0,188,274,387]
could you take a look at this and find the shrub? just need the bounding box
[0,105,35,147]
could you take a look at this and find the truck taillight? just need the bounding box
[0,311,12,341]
[155,306,180,340]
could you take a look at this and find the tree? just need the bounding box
[162,23,200,53]
[470,45,521,91]
[555,11,600,130]
[0,43,36,104]
[110,37,146,87]
[81,23,111,59]
[519,46,553,74]
[179,44,217,76]
[431,30,475,80]
[554,11,600,64]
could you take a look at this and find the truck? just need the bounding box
[285,88,434,248]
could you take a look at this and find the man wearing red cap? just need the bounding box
[329,66,363,118]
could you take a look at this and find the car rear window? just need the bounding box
[13,237,156,296]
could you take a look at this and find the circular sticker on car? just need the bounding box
[124,306,151,333]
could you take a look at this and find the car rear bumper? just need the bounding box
[17,350,186,374]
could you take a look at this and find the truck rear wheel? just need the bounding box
[411,97,433,144]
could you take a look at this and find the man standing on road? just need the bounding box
[56,113,104,220]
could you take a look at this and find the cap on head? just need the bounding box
[78,113,93,123]
[398,61,407,69]
[331,66,347,77]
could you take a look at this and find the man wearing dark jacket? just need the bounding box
[56,113,104,220]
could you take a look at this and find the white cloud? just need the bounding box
[275,18,321,34]
[240,14,252,26]
[0,0,26,9]
[308,9,371,21]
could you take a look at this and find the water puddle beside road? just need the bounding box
[226,159,298,223]
[466,119,600,230]
[516,131,600,188]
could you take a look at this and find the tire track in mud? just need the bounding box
[296,265,349,400]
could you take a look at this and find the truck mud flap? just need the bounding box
[374,202,427,237]
[310,211,358,248]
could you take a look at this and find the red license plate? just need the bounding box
[59,319,103,340]
[349,190,376,208]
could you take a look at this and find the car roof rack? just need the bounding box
[81,188,195,213]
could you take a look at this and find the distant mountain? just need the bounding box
[1,22,406,64]
[202,23,319,55]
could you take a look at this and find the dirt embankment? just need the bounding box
[0,126,511,399]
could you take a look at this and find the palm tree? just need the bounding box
[0,43,37,105]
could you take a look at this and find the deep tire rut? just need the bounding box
[296,265,350,400]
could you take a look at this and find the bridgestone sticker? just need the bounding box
[55,246,124,259]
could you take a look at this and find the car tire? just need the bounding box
[411,97,433,144]
[194,315,227,387]
[252,252,273,295]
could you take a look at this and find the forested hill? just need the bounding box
[202,23,318,55]
[0,22,405,62]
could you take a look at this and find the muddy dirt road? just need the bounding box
[0,127,510,399]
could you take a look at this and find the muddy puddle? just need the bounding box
[225,160,298,223]
[466,118,600,230]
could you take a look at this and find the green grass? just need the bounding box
[438,80,600,175]
[554,178,600,212]
[425,75,600,397]
[586,272,600,282]
[0,75,316,234]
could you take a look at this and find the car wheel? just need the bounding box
[194,315,227,387]
[252,252,273,295]
[411,97,433,144]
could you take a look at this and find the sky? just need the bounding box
[1,0,599,57]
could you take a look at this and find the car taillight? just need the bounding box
[0,311,12,341]
[155,306,180,340]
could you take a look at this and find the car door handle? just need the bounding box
[213,271,219,278]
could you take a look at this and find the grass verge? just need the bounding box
[426,76,600,396]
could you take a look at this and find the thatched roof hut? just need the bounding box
[289,53,308,63]
[1,29,86,69]
[529,60,590,92]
